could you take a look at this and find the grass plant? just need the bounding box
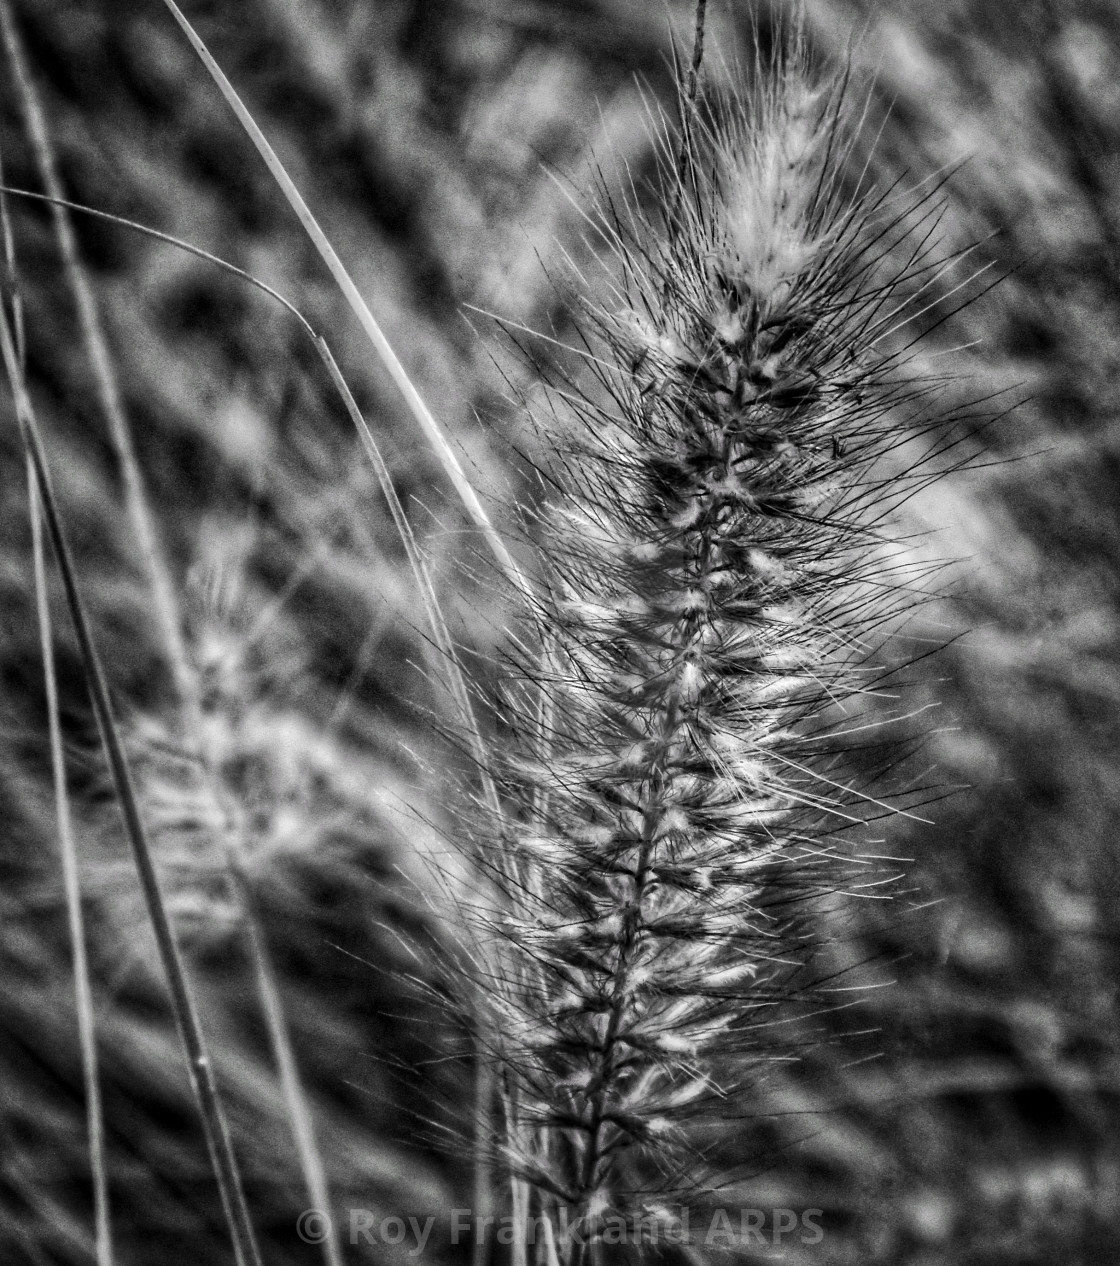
[11,2,1110,1265]
[1,3,965,1260]
[453,19,982,1260]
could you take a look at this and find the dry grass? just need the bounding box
[1,2,1119,1265]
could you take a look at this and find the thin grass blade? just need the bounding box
[157,0,528,598]
[0,301,263,1266]
[0,0,199,722]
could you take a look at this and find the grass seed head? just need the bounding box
[463,23,969,1258]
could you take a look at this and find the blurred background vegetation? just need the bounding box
[1,0,1118,1262]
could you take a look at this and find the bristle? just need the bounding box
[466,27,962,1262]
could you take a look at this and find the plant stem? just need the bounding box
[157,0,530,602]
[0,0,199,724]
[233,866,343,1266]
[0,301,263,1266]
[28,459,114,1266]
[0,120,114,1266]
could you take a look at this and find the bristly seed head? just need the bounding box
[466,22,966,1261]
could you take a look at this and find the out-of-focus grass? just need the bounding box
[2,1,1120,1263]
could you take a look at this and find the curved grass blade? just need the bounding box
[0,180,505,1261]
[157,0,529,601]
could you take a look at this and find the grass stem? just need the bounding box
[1,124,114,1266]
[28,460,114,1266]
[233,865,344,1266]
[0,299,264,1266]
[157,0,529,601]
[0,0,199,725]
